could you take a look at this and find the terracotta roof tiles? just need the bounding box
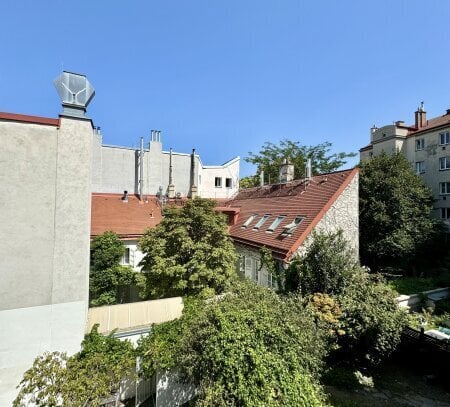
[223,168,358,260]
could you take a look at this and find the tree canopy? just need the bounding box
[285,230,407,366]
[241,139,356,188]
[13,326,135,407]
[138,198,237,299]
[138,282,328,406]
[359,152,437,272]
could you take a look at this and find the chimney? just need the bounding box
[168,148,175,198]
[54,71,95,118]
[395,120,405,126]
[279,158,294,183]
[260,171,264,187]
[306,158,312,180]
[415,102,427,129]
[139,137,144,201]
[189,149,198,198]
[446,109,450,116]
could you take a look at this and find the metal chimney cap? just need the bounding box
[54,71,95,117]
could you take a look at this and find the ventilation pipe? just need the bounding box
[190,149,198,198]
[306,158,312,180]
[260,170,264,187]
[121,190,128,202]
[168,148,175,198]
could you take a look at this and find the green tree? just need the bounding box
[243,139,356,187]
[359,152,437,272]
[90,231,139,306]
[14,326,135,407]
[285,230,358,296]
[285,231,407,367]
[138,198,237,299]
[138,282,328,406]
[91,231,125,271]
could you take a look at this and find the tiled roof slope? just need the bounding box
[91,194,162,239]
[407,112,450,136]
[0,111,60,127]
[225,168,358,260]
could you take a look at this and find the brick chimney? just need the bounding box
[415,102,427,129]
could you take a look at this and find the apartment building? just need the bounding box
[360,104,450,221]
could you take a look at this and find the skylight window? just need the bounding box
[282,216,304,235]
[267,215,286,232]
[242,214,257,228]
[253,214,270,230]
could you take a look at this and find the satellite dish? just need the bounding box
[54,71,95,117]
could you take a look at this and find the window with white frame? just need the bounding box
[440,182,450,195]
[225,178,232,188]
[440,157,450,170]
[267,215,286,232]
[440,132,450,145]
[215,177,222,187]
[122,248,130,265]
[415,161,425,174]
[242,214,257,228]
[253,214,270,230]
[442,208,450,219]
[416,138,425,151]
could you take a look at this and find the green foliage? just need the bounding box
[285,231,407,367]
[359,152,437,272]
[138,282,329,406]
[91,231,125,271]
[285,231,358,296]
[239,175,259,189]
[138,198,238,299]
[244,139,356,187]
[90,231,140,307]
[14,326,135,407]
[387,276,441,295]
[322,367,362,391]
[337,272,407,366]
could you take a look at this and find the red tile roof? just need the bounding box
[91,194,162,239]
[0,111,60,127]
[222,168,358,261]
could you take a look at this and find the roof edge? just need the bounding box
[284,167,359,260]
[0,111,60,127]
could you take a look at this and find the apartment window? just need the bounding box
[440,182,450,195]
[440,157,450,170]
[242,214,257,228]
[253,214,270,230]
[252,259,260,283]
[416,138,425,151]
[415,161,425,174]
[282,216,304,235]
[267,215,286,232]
[225,177,232,188]
[440,132,450,145]
[215,177,222,187]
[442,208,450,219]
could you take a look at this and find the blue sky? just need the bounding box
[1,1,450,176]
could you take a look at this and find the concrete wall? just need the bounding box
[91,132,239,199]
[0,116,93,405]
[86,297,184,334]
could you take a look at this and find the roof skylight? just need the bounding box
[267,215,286,232]
[282,216,304,235]
[242,214,257,228]
[253,214,270,230]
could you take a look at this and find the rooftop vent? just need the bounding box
[121,190,128,202]
[54,71,95,118]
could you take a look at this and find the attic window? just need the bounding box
[281,216,304,236]
[253,214,270,230]
[267,215,286,232]
[242,214,257,228]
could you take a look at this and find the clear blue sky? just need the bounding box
[1,1,450,176]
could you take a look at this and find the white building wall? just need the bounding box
[91,132,239,199]
[0,117,92,405]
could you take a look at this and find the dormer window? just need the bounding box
[267,215,286,232]
[281,216,304,236]
[253,214,270,230]
[242,214,257,228]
